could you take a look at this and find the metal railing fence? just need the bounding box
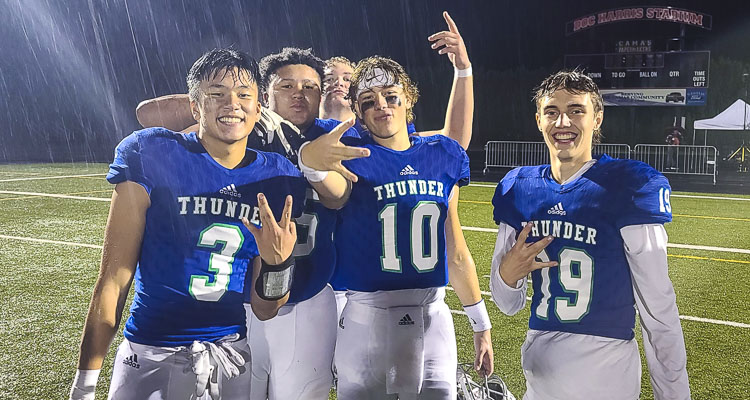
[484,141,717,184]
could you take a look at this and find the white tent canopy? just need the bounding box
[694,99,750,130]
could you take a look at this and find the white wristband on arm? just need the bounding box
[464,299,491,332]
[297,142,329,183]
[454,65,472,78]
[69,369,100,400]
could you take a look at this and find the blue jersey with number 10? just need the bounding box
[492,155,672,340]
[333,135,470,292]
[107,128,306,347]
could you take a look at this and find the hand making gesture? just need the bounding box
[298,118,370,182]
[499,223,559,287]
[428,11,471,70]
[242,193,297,265]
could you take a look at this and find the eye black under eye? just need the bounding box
[385,95,400,105]
[360,100,375,112]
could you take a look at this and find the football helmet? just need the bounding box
[457,363,516,400]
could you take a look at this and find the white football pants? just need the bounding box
[107,336,252,400]
[521,329,641,400]
[334,288,457,400]
[246,285,337,400]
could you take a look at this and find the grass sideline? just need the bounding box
[0,164,748,399]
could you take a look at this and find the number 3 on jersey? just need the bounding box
[379,202,440,273]
[189,223,244,302]
[536,247,594,322]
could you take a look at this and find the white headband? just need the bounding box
[356,67,402,99]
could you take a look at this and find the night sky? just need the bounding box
[1,0,748,162]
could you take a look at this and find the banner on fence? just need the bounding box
[601,88,706,106]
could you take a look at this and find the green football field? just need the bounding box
[0,163,748,399]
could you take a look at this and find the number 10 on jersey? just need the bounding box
[379,202,440,273]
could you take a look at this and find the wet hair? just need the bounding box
[325,56,355,70]
[533,69,604,142]
[349,56,419,123]
[258,47,325,93]
[186,48,261,102]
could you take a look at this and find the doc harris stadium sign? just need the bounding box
[566,6,712,35]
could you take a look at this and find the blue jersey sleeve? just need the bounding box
[616,165,673,228]
[492,168,521,226]
[257,152,308,220]
[457,148,470,187]
[107,131,152,194]
[435,135,470,188]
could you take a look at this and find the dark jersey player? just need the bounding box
[68,49,306,400]
[489,70,691,400]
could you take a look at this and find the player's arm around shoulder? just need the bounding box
[445,187,494,377]
[71,181,149,399]
[135,93,196,132]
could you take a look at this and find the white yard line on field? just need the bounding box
[0,235,103,249]
[0,190,111,202]
[667,243,750,255]
[671,194,750,201]
[678,316,750,328]
[0,173,107,182]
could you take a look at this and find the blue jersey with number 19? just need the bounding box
[492,155,672,340]
[333,135,470,292]
[107,128,306,347]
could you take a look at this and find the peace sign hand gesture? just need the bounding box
[299,118,370,182]
[498,223,559,287]
[242,193,297,265]
[428,11,471,70]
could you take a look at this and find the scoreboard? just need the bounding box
[564,51,709,89]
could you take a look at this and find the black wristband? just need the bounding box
[254,256,295,301]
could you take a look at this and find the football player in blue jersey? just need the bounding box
[69,48,307,400]
[321,12,475,321]
[298,52,492,399]
[489,70,690,399]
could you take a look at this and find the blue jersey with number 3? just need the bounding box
[333,135,470,292]
[107,128,306,346]
[491,155,672,340]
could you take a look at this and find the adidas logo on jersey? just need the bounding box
[547,202,566,216]
[122,354,140,369]
[219,184,242,198]
[399,314,415,326]
[399,165,419,176]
